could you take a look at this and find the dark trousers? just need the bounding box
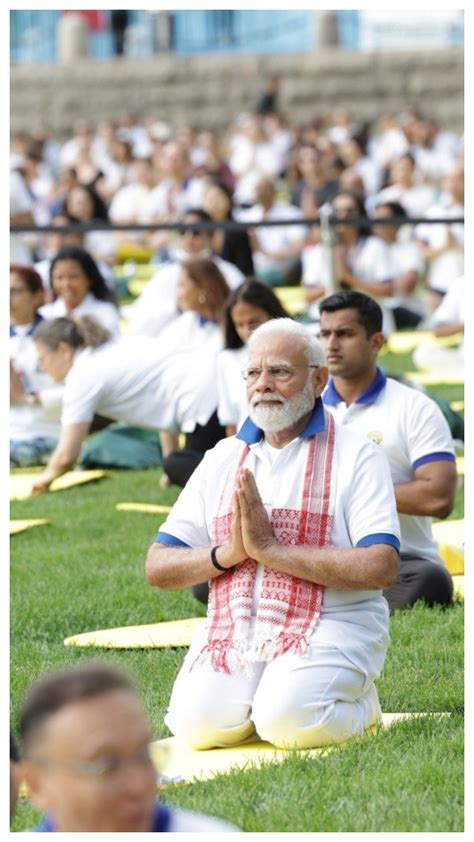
[383,555,454,613]
[163,411,226,488]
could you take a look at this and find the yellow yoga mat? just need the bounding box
[404,371,464,386]
[275,286,306,315]
[116,502,172,515]
[386,330,461,355]
[128,279,148,297]
[151,713,449,784]
[10,470,108,501]
[10,519,50,536]
[64,617,206,649]
[432,519,464,575]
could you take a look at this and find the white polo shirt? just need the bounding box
[40,293,120,337]
[124,256,244,338]
[323,369,456,564]
[216,345,248,428]
[157,401,400,679]
[61,335,219,434]
[10,319,63,440]
[302,236,393,331]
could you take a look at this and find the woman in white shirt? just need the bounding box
[40,245,120,335]
[10,265,63,466]
[302,191,395,333]
[217,279,291,436]
[160,257,232,488]
[30,314,224,495]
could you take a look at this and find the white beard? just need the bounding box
[249,379,316,433]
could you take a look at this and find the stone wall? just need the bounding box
[10,47,463,138]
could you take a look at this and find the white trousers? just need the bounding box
[165,637,382,750]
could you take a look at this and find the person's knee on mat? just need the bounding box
[252,683,381,749]
[165,696,254,750]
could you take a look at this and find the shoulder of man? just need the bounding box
[167,806,241,832]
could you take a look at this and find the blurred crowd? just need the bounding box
[10,89,464,470]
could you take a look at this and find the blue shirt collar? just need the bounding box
[10,313,43,338]
[34,802,171,832]
[323,366,386,406]
[236,396,326,444]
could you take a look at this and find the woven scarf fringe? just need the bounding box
[189,627,318,675]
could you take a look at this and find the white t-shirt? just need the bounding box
[10,323,63,440]
[323,371,455,565]
[147,177,205,221]
[237,201,306,274]
[366,183,438,218]
[124,256,244,337]
[378,238,427,317]
[40,293,120,336]
[216,345,248,428]
[302,236,393,330]
[108,183,154,224]
[415,199,464,293]
[61,336,219,433]
[158,403,400,679]
[156,310,224,359]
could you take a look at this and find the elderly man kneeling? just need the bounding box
[146,319,400,751]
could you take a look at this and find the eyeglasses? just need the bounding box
[31,746,155,779]
[242,364,319,383]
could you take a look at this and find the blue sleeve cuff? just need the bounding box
[155,531,190,547]
[356,533,401,551]
[412,452,456,470]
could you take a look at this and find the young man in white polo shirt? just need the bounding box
[319,290,457,612]
[147,319,400,751]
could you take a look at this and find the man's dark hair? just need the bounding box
[20,663,136,753]
[319,291,383,336]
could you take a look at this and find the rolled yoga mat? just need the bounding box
[10,470,109,500]
[64,617,206,649]
[10,519,50,536]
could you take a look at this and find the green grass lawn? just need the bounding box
[10,350,464,832]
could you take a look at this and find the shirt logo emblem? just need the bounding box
[367,431,383,445]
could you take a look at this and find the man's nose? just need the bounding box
[251,369,275,390]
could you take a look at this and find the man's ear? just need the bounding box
[20,760,51,813]
[371,331,386,354]
[313,365,329,397]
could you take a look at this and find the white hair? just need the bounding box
[248,318,325,367]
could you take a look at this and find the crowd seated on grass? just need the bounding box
[10,105,463,596]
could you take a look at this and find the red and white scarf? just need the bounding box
[193,411,336,674]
